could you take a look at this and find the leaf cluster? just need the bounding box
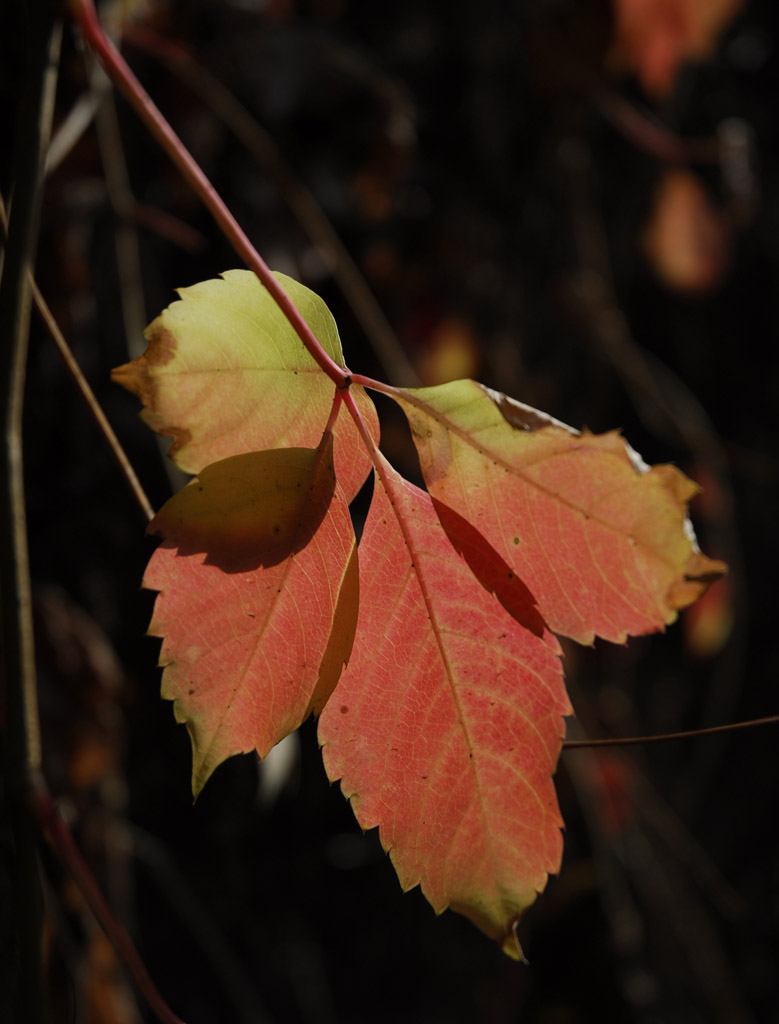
[115,268,724,955]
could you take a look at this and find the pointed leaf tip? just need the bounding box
[320,453,569,952]
[148,447,336,572]
[502,918,526,962]
[145,443,357,796]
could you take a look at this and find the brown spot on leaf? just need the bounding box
[112,326,194,463]
[142,323,180,368]
[156,423,194,464]
[111,324,178,400]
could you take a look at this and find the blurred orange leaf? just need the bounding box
[642,169,729,293]
[609,0,743,97]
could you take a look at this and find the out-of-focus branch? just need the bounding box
[33,785,188,1024]
[0,5,62,1021]
[597,92,720,165]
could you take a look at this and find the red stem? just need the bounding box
[67,0,349,389]
[32,781,187,1024]
[319,387,345,446]
[342,387,374,458]
[563,713,779,750]
[350,373,398,395]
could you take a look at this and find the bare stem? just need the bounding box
[342,387,375,456]
[0,5,62,1020]
[350,373,398,395]
[34,287,155,521]
[67,0,349,388]
[322,388,345,441]
[563,713,779,750]
[0,196,154,524]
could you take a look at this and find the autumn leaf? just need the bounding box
[145,442,358,796]
[392,379,726,645]
[118,267,725,956]
[642,169,729,293]
[319,451,569,956]
[608,0,743,98]
[112,270,379,501]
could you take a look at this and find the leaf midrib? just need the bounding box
[379,458,547,909]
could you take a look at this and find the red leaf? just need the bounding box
[393,380,726,645]
[319,452,570,956]
[145,443,358,795]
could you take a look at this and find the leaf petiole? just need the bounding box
[321,387,345,444]
[342,386,380,465]
[350,372,399,396]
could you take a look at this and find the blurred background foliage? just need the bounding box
[2,0,779,1021]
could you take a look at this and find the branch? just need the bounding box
[0,195,154,524]
[0,5,62,1019]
[563,714,779,750]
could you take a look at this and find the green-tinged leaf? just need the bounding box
[145,443,358,796]
[112,270,378,501]
[319,452,569,956]
[392,379,726,644]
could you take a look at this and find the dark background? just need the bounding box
[2,0,778,1021]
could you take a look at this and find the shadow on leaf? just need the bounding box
[149,445,335,573]
[432,497,547,639]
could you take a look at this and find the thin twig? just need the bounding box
[563,713,779,750]
[0,6,62,1020]
[33,282,156,522]
[87,42,191,497]
[91,57,148,361]
[45,87,102,174]
[564,683,748,921]
[0,194,155,523]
